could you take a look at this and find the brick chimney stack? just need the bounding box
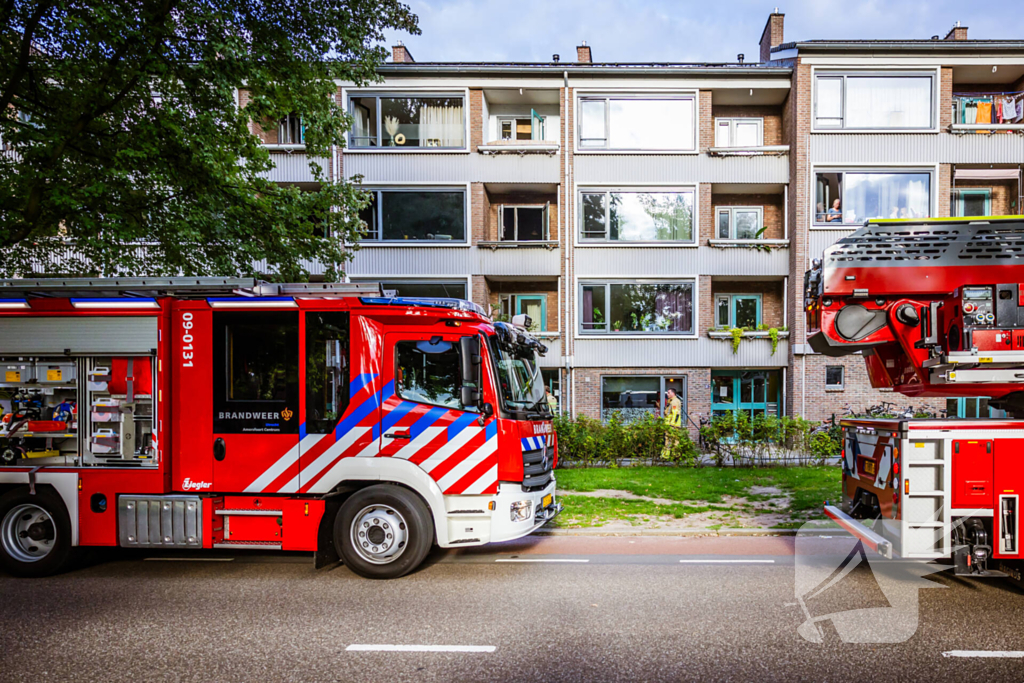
[944,21,968,41]
[392,42,415,63]
[577,41,592,63]
[759,9,785,63]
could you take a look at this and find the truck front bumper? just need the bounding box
[488,479,559,544]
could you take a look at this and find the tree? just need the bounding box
[0,0,419,280]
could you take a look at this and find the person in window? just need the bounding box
[827,199,842,222]
[662,388,683,458]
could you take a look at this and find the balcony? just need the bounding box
[573,336,789,368]
[478,242,561,277]
[950,93,1024,134]
[261,147,329,185]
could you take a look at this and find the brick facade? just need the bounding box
[953,179,1019,216]
[706,193,785,241]
[710,106,784,146]
[487,281,560,331]
[485,192,559,241]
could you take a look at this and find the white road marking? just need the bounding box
[346,644,495,653]
[942,651,1024,658]
[495,558,589,563]
[144,557,235,562]
[679,559,776,564]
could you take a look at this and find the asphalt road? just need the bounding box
[2,535,1024,683]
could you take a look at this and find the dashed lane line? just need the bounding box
[942,651,1024,658]
[679,559,776,564]
[346,645,495,653]
[495,558,590,563]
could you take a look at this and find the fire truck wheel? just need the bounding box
[335,485,434,579]
[0,487,75,578]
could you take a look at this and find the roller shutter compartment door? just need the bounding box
[0,317,159,355]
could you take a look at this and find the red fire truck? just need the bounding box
[805,216,1024,580]
[0,278,559,579]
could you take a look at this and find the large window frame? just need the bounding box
[812,70,937,132]
[715,206,765,240]
[345,91,468,151]
[600,374,688,424]
[577,186,698,246]
[812,167,935,228]
[576,93,698,152]
[577,279,698,338]
[358,186,469,245]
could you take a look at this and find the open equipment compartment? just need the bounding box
[0,356,80,466]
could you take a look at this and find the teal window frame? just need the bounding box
[515,295,546,332]
[715,294,762,329]
[710,370,781,429]
[955,189,992,217]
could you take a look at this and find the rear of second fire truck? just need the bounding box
[805,215,1024,581]
[0,279,559,579]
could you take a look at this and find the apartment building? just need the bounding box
[251,12,1024,429]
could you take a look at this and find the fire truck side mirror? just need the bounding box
[460,335,483,409]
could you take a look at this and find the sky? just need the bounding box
[380,0,1024,64]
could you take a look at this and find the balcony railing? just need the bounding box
[951,92,1024,134]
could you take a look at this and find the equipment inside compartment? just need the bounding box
[0,355,156,468]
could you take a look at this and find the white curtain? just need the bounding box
[845,77,932,129]
[419,104,463,147]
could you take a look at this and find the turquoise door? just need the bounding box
[515,295,546,332]
[711,370,781,421]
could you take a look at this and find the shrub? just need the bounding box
[698,411,841,467]
[554,412,698,468]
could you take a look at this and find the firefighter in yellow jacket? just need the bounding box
[662,388,682,458]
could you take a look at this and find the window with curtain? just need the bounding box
[814,171,931,225]
[349,95,465,148]
[578,96,696,150]
[579,189,695,242]
[814,73,934,130]
[580,281,694,335]
[377,281,468,299]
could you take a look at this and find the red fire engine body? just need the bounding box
[0,278,559,579]
[805,216,1024,579]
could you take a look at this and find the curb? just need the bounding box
[534,527,814,537]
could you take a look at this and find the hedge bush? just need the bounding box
[553,412,698,467]
[698,411,841,467]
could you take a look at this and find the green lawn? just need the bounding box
[551,466,842,529]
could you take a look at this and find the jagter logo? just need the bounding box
[281,408,293,422]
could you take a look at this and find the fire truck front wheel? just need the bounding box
[334,485,434,579]
[0,487,75,578]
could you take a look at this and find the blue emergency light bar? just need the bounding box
[360,297,487,316]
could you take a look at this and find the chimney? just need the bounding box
[392,41,415,63]
[577,41,592,64]
[759,9,785,63]
[944,21,968,41]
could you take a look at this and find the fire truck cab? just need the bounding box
[0,278,559,579]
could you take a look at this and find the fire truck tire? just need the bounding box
[334,484,434,580]
[0,487,75,578]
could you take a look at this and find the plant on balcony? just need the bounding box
[729,327,747,353]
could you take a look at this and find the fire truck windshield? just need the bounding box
[487,337,547,416]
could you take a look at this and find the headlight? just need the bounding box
[510,500,533,522]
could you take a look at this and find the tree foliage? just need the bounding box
[0,0,419,279]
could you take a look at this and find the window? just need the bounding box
[715,294,761,329]
[396,339,476,412]
[825,366,845,389]
[379,281,467,299]
[601,375,686,423]
[501,205,548,241]
[305,312,350,434]
[578,95,696,150]
[579,189,695,242]
[358,189,466,242]
[715,118,763,147]
[956,190,992,217]
[716,207,764,240]
[499,294,546,331]
[814,73,934,130]
[498,110,545,141]
[580,281,694,335]
[349,95,465,148]
[814,171,931,225]
[213,312,299,434]
[277,114,304,144]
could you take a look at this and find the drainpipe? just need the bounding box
[563,70,573,416]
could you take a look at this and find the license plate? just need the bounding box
[542,494,553,508]
[865,461,876,475]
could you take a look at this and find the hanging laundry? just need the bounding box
[976,101,992,132]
